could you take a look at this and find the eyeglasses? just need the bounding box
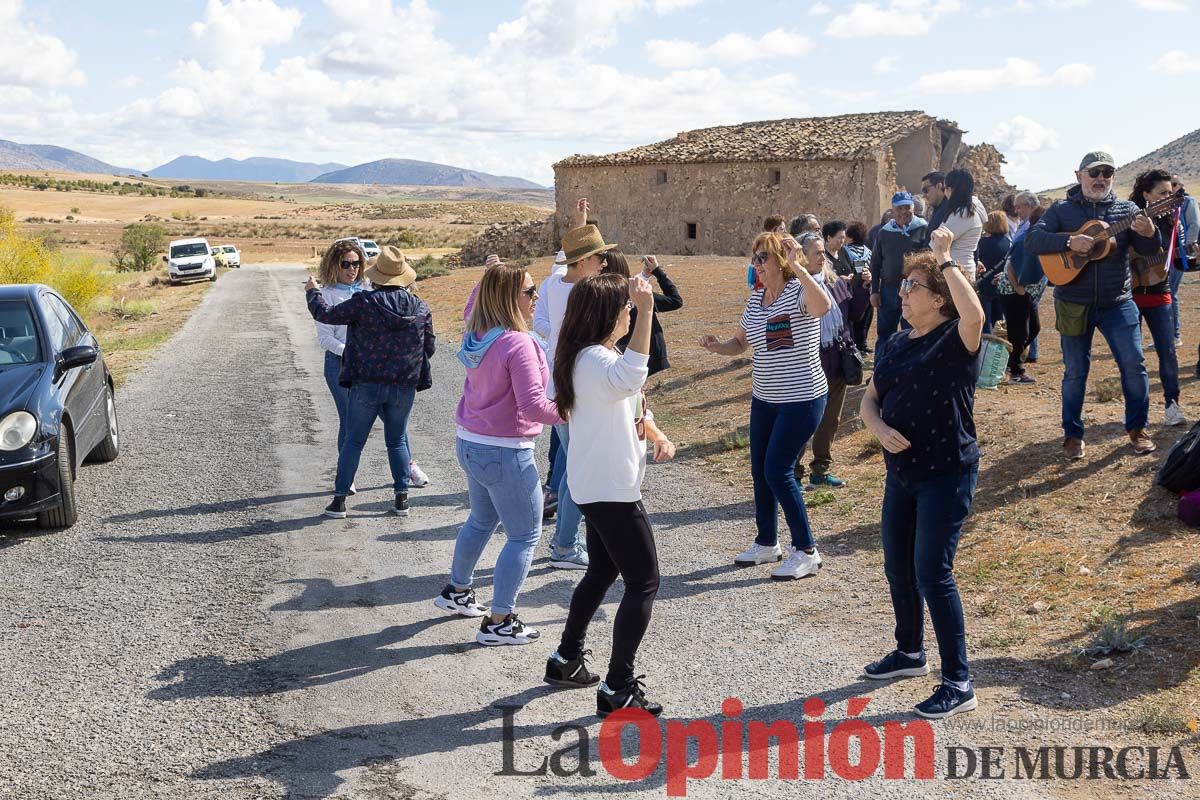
[339,260,361,269]
[522,286,537,298]
[1087,167,1115,179]
[899,277,932,294]
[625,301,634,311]
[750,252,769,266]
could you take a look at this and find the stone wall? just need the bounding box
[955,143,1016,211]
[553,158,882,257]
[456,216,558,266]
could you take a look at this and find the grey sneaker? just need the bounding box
[549,545,589,570]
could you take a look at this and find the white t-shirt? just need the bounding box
[943,196,987,280]
[566,346,650,505]
[537,270,575,399]
[739,278,827,403]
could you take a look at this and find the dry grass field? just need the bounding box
[419,255,1200,736]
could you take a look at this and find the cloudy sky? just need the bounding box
[1,0,1196,189]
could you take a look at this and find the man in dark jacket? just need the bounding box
[617,255,682,376]
[306,246,436,518]
[1025,151,1161,460]
[919,171,948,246]
[870,192,928,359]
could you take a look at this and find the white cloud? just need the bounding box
[0,0,85,87]
[1137,0,1186,8]
[644,29,811,69]
[874,56,896,74]
[1153,50,1200,73]
[188,0,303,72]
[826,0,961,37]
[917,57,1094,93]
[809,2,831,13]
[990,116,1060,153]
[113,75,143,90]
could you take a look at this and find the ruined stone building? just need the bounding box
[553,111,976,257]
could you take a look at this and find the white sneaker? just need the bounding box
[770,548,822,581]
[734,542,782,565]
[409,461,430,488]
[1165,401,1187,427]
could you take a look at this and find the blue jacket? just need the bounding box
[307,286,435,388]
[1024,185,1161,307]
[870,216,929,292]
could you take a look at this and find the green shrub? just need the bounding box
[411,255,448,280]
[112,223,168,272]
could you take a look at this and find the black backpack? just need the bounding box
[1156,420,1200,493]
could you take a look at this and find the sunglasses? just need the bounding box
[1087,167,1115,179]
[522,286,537,298]
[750,252,769,267]
[340,260,361,269]
[899,277,932,294]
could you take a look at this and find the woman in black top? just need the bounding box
[858,227,985,721]
[603,250,684,376]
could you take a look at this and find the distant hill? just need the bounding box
[1117,127,1200,187]
[0,140,139,175]
[311,158,544,190]
[149,156,348,183]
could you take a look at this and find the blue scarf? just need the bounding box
[818,280,843,349]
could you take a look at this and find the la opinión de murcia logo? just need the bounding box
[497,698,1193,797]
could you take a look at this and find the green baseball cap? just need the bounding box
[1078,151,1115,171]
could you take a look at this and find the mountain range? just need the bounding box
[310,158,544,189]
[149,155,348,183]
[1117,127,1200,186]
[0,140,139,175]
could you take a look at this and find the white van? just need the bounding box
[165,237,217,284]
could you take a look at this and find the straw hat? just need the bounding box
[562,224,617,265]
[366,245,417,288]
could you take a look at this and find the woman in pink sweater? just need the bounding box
[434,262,562,646]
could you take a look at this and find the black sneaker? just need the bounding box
[543,491,558,522]
[391,492,409,517]
[545,649,600,688]
[863,650,930,680]
[597,675,663,718]
[432,584,489,617]
[323,496,347,519]
[914,681,978,719]
[476,613,540,646]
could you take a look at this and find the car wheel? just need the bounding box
[37,433,77,530]
[209,273,217,282]
[86,385,120,463]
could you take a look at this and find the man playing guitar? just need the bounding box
[1025,151,1162,461]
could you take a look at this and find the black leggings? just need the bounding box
[1002,293,1040,375]
[558,500,660,687]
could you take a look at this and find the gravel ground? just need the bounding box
[1,264,1192,799]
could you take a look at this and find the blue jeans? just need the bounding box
[323,352,350,451]
[1140,304,1180,405]
[552,422,584,553]
[451,439,542,616]
[1028,296,1042,360]
[881,466,977,684]
[1060,299,1149,440]
[981,294,1005,335]
[749,396,825,551]
[874,287,910,360]
[546,426,562,489]
[1169,267,1185,340]
[335,383,415,496]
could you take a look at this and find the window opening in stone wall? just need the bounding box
[769,168,781,186]
[656,169,668,185]
[686,222,697,240]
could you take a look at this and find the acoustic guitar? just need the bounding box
[1038,192,1185,286]
[1130,250,1169,290]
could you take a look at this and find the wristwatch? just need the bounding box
[939,260,958,272]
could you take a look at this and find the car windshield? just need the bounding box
[222,246,236,253]
[0,302,41,364]
[171,243,208,258]
[361,241,377,249]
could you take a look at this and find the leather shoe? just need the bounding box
[1063,437,1085,460]
[1129,429,1156,454]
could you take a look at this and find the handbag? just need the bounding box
[838,338,865,386]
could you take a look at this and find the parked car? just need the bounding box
[359,240,380,259]
[217,245,241,268]
[0,285,120,529]
[164,237,217,284]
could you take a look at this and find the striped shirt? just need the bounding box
[739,278,827,403]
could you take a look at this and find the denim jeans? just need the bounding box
[1139,304,1180,405]
[880,466,977,684]
[323,352,350,451]
[546,426,562,489]
[1028,295,1042,360]
[451,439,542,616]
[1059,299,1149,440]
[335,383,415,495]
[981,294,1005,335]
[552,422,584,553]
[1169,267,1185,340]
[749,395,825,551]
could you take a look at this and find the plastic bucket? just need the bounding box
[976,334,1013,389]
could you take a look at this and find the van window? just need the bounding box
[170,242,208,258]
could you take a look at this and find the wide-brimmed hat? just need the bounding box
[562,224,617,264]
[366,245,417,288]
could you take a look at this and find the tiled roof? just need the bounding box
[555,111,959,168]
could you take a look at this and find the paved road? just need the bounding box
[3,264,1181,799]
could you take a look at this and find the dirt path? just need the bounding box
[1,264,1193,799]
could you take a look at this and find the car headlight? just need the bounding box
[0,411,37,451]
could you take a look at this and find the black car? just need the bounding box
[0,285,119,529]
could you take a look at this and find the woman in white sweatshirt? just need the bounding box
[542,272,677,719]
[313,239,428,490]
[940,168,988,281]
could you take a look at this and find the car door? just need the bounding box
[43,293,105,460]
